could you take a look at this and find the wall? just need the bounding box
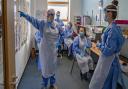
[30,0,47,48]
[15,0,31,87]
[70,0,82,22]
[82,0,128,26]
[15,0,47,88]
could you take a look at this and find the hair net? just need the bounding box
[47,9,55,15]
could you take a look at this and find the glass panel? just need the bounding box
[48,0,68,2]
[48,5,68,20]
[0,0,4,88]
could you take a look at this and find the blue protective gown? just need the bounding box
[89,22,125,89]
[20,12,59,80]
[55,18,64,28]
[35,31,41,44]
[72,36,93,73]
[55,18,64,49]
[73,36,92,55]
[64,28,73,38]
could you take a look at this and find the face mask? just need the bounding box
[56,15,60,19]
[79,32,84,38]
[67,24,71,29]
[47,17,52,22]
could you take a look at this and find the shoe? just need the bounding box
[49,85,57,89]
[83,73,88,81]
[57,54,61,57]
[41,86,47,89]
[41,83,47,89]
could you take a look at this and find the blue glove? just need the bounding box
[18,11,25,17]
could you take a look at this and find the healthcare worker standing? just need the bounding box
[55,11,64,32]
[55,11,64,57]
[19,9,58,89]
[89,1,125,89]
[73,27,94,80]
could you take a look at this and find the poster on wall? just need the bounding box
[14,0,30,52]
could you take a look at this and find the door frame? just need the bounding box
[2,0,16,89]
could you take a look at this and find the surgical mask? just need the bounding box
[67,24,71,29]
[79,32,84,38]
[56,15,60,19]
[47,18,52,22]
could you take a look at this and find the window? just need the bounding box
[48,0,69,21]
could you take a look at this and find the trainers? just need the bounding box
[49,85,57,89]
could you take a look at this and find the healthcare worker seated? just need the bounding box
[63,22,74,56]
[64,22,73,48]
[19,9,59,89]
[89,1,126,89]
[55,11,64,57]
[73,27,94,80]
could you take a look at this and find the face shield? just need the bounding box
[103,8,117,22]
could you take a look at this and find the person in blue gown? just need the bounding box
[63,22,74,56]
[19,9,58,89]
[89,1,126,89]
[55,11,64,57]
[73,27,94,80]
[35,31,42,71]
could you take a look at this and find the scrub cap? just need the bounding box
[47,9,55,15]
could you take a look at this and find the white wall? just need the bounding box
[82,0,128,25]
[70,0,82,22]
[15,0,31,87]
[30,0,47,48]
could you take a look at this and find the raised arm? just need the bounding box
[19,11,44,30]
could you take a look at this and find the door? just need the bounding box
[2,0,16,89]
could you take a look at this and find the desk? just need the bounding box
[91,42,128,64]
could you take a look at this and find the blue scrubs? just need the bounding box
[35,31,42,71]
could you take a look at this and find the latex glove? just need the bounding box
[18,11,25,17]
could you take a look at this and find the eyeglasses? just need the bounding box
[48,14,55,16]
